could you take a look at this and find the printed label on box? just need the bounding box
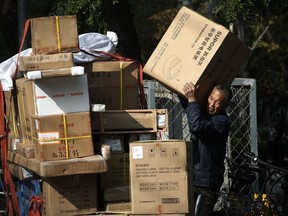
[38,132,60,144]
[132,146,143,159]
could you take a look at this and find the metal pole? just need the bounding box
[17,0,31,50]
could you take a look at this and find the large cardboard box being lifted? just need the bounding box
[143,6,251,106]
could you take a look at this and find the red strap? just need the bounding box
[0,19,31,216]
[81,49,148,109]
[28,195,43,216]
[14,19,30,80]
[0,84,20,216]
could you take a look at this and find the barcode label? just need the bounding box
[161,198,180,204]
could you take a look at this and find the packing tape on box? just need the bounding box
[55,16,61,52]
[26,66,84,79]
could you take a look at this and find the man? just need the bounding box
[181,82,232,216]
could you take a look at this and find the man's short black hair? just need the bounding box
[214,84,233,107]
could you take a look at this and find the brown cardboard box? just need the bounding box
[97,134,125,153]
[16,75,90,144]
[91,109,168,133]
[128,133,157,142]
[19,53,74,71]
[129,140,190,214]
[25,67,84,80]
[8,162,34,180]
[30,16,79,54]
[95,133,157,155]
[143,6,251,106]
[4,91,21,139]
[31,112,94,161]
[104,186,130,202]
[105,202,131,212]
[99,153,130,190]
[8,151,107,177]
[42,174,98,215]
[16,78,35,145]
[7,132,21,152]
[17,142,35,158]
[82,61,140,110]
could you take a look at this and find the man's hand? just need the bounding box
[183,82,196,102]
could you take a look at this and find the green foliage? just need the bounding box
[213,0,288,116]
[213,0,269,23]
[50,0,107,34]
[129,0,178,63]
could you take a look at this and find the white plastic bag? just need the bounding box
[73,31,118,63]
[0,31,118,91]
[0,48,32,91]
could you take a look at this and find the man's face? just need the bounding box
[207,88,226,115]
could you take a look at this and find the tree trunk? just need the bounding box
[102,0,142,63]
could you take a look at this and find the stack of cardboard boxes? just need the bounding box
[3,6,251,216]
[5,15,172,216]
[6,15,106,216]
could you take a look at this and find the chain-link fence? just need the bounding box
[144,78,258,209]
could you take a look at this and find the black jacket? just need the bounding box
[268,103,288,167]
[185,101,231,189]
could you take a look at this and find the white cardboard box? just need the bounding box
[17,74,90,116]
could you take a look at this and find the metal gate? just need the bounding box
[144,78,258,204]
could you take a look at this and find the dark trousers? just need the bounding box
[194,186,220,216]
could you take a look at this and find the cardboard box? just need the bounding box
[16,78,35,144]
[91,109,168,133]
[82,61,140,110]
[16,75,90,144]
[42,174,98,216]
[4,91,21,138]
[143,6,251,106]
[104,186,130,202]
[19,53,74,71]
[16,74,89,116]
[95,133,157,155]
[30,16,79,54]
[105,202,131,212]
[31,112,94,161]
[25,66,84,80]
[99,153,130,191]
[97,134,125,153]
[8,163,34,180]
[129,140,190,214]
[8,151,108,177]
[7,132,21,152]
[17,142,35,158]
